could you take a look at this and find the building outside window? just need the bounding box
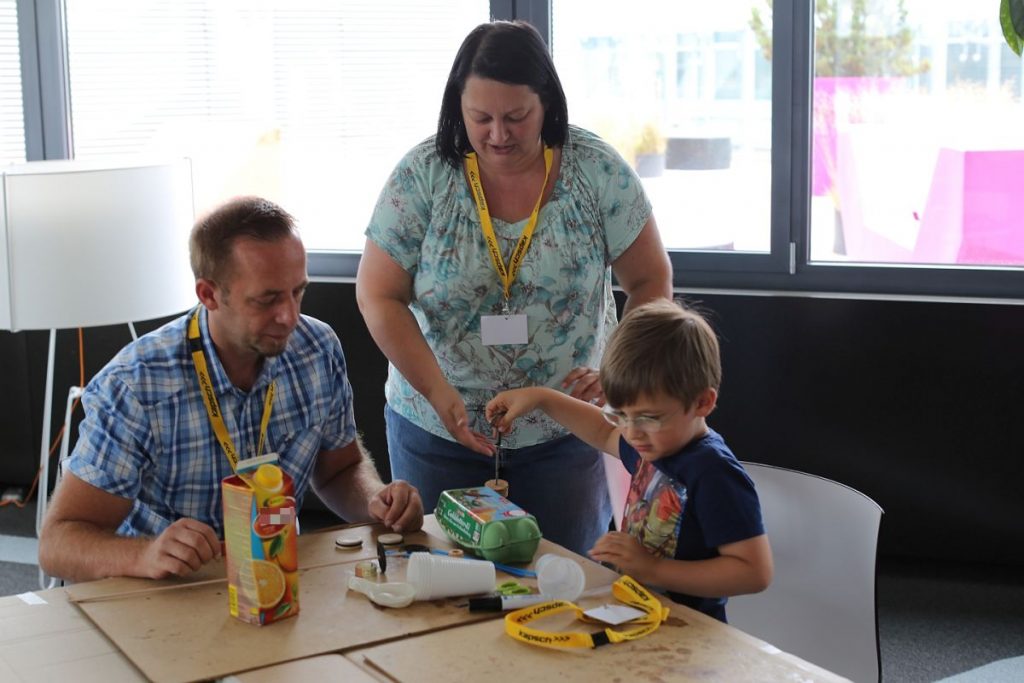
[553,0,1024,270]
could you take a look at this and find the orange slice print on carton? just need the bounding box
[243,559,286,609]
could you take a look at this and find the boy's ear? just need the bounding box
[694,388,718,417]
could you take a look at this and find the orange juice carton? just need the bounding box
[221,453,299,625]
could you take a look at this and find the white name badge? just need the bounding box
[481,314,528,345]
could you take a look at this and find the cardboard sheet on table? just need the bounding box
[72,558,489,683]
[348,599,850,683]
[66,518,615,682]
[230,653,379,682]
[0,591,145,681]
[64,520,568,683]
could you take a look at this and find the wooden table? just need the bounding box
[0,517,849,682]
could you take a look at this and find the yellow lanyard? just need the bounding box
[188,308,275,473]
[465,146,553,304]
[504,575,670,649]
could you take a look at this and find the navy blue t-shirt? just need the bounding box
[618,428,764,622]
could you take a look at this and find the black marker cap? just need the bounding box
[468,596,503,612]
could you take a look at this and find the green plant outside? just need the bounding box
[635,122,666,155]
[751,0,928,78]
[1002,0,1024,56]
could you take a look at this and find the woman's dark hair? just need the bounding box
[435,20,569,166]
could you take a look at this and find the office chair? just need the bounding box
[727,462,884,683]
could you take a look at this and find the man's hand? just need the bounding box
[135,518,221,579]
[39,473,221,582]
[588,531,657,582]
[368,480,424,532]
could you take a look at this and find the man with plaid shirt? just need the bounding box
[39,196,422,582]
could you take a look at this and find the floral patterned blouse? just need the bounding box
[365,125,652,448]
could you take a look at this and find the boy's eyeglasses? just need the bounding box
[601,405,681,434]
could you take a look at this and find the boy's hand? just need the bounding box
[588,531,658,583]
[485,389,540,433]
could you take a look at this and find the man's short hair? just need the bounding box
[601,299,722,410]
[189,196,298,284]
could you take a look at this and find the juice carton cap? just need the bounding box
[254,463,283,490]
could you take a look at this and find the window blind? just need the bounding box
[65,0,488,250]
[0,0,25,164]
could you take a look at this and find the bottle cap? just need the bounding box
[355,561,378,579]
[254,463,283,490]
[335,535,363,549]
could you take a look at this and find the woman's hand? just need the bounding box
[562,367,604,405]
[428,383,495,456]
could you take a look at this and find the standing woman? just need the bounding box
[356,20,671,555]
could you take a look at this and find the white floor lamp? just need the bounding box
[0,158,197,588]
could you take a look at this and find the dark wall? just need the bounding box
[695,294,1024,565]
[4,282,1023,565]
[0,332,35,484]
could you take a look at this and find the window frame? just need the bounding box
[15,0,1024,300]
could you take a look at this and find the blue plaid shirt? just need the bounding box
[64,307,356,538]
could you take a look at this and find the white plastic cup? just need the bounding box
[536,553,586,601]
[407,552,496,600]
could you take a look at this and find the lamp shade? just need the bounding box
[0,158,196,331]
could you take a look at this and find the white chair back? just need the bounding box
[728,462,883,683]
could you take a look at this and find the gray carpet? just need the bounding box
[0,560,38,596]
[0,500,35,536]
[876,559,1024,682]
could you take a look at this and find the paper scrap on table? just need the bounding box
[584,604,646,625]
[17,592,47,605]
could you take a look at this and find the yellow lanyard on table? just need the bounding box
[465,146,553,303]
[504,575,670,649]
[188,308,275,473]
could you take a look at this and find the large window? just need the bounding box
[0,0,25,165]
[808,1,1024,269]
[10,1,1024,298]
[64,0,489,251]
[553,1,772,254]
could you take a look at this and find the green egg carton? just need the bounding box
[435,486,542,564]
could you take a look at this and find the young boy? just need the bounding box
[486,299,772,622]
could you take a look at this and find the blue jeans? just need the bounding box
[385,403,612,556]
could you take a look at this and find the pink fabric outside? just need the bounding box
[812,77,901,196]
[838,140,1024,266]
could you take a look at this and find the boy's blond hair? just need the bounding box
[601,299,721,410]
